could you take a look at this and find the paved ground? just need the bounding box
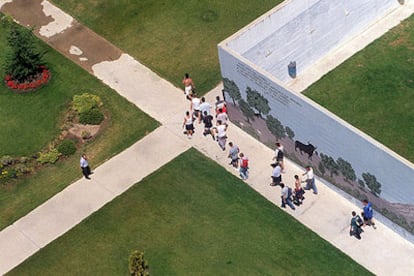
[1,0,414,275]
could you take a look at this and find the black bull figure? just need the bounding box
[295,141,317,159]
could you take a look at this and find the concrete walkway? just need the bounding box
[0,1,414,275]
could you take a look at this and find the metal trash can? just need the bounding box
[288,61,296,78]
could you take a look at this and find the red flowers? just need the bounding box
[4,66,51,91]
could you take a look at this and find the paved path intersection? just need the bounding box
[0,0,414,275]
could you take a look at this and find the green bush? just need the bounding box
[0,155,13,166]
[14,163,33,175]
[37,148,60,164]
[73,93,103,114]
[79,108,104,125]
[128,251,149,276]
[57,139,77,156]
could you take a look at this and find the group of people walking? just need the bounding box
[270,142,317,211]
[182,73,249,180]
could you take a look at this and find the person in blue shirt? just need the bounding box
[362,199,376,229]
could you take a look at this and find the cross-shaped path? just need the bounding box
[0,1,413,275]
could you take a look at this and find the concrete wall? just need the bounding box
[218,48,414,205]
[226,0,400,82]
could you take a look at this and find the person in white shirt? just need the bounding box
[270,162,282,186]
[302,166,317,194]
[80,153,92,180]
[212,120,227,150]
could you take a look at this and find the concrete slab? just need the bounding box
[92,54,186,124]
[96,126,191,196]
[0,225,39,274]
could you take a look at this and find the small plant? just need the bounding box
[57,139,77,156]
[79,109,104,125]
[14,163,33,175]
[37,148,60,164]
[0,155,13,166]
[73,93,103,114]
[81,130,91,140]
[128,251,149,276]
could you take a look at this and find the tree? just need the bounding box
[318,161,326,176]
[320,153,339,177]
[285,126,295,140]
[362,172,382,196]
[266,115,285,139]
[357,178,365,188]
[336,157,356,182]
[223,77,241,105]
[128,251,149,276]
[238,99,255,122]
[246,87,270,117]
[3,17,45,82]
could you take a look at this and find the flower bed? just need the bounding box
[4,65,51,92]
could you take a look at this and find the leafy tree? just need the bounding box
[362,172,382,196]
[3,17,45,82]
[246,87,270,117]
[320,153,339,177]
[266,115,285,139]
[336,157,356,182]
[285,126,295,140]
[358,178,365,188]
[238,99,255,122]
[318,161,326,176]
[223,77,241,105]
[128,251,149,276]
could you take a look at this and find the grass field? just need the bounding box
[305,17,414,162]
[9,149,371,275]
[51,0,282,94]
[0,23,159,230]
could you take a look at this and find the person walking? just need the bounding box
[362,199,376,229]
[239,152,249,180]
[202,111,214,139]
[293,174,305,205]
[280,183,295,210]
[212,120,227,150]
[183,111,195,139]
[350,211,364,240]
[80,153,92,180]
[182,73,195,100]
[228,142,240,169]
[190,93,202,123]
[302,166,318,194]
[270,162,282,186]
[272,142,285,172]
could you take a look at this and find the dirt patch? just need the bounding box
[68,123,100,141]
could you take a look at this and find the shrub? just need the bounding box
[73,93,103,114]
[37,148,60,164]
[57,139,77,156]
[19,156,30,163]
[14,163,33,175]
[79,109,104,125]
[128,251,149,276]
[0,155,13,166]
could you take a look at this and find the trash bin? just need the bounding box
[288,61,296,78]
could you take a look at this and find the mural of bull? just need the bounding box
[295,140,317,159]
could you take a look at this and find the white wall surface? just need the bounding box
[226,0,400,82]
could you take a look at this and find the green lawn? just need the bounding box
[9,149,371,275]
[305,17,414,162]
[51,0,282,94]
[0,23,159,229]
